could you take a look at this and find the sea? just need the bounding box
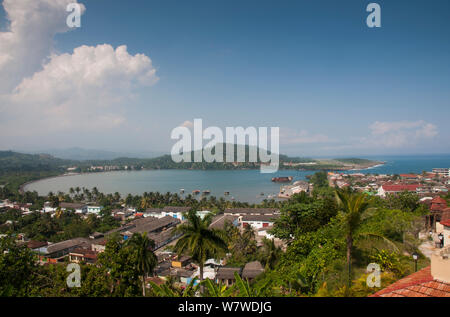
[24,154,450,204]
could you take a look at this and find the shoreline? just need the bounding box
[19,161,386,194]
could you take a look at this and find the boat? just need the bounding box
[202,190,210,195]
[224,191,230,195]
[192,190,200,195]
[271,176,293,183]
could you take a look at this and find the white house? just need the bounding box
[196,210,212,220]
[43,202,57,213]
[240,214,279,229]
[86,205,103,214]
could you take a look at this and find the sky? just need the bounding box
[0,0,449,157]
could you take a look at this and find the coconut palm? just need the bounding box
[259,238,282,270]
[335,188,397,289]
[173,210,227,282]
[140,196,151,210]
[126,232,157,296]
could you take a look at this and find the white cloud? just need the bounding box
[0,0,86,92]
[367,120,438,148]
[0,0,158,141]
[180,120,194,128]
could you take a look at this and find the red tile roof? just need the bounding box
[382,184,421,192]
[441,219,450,227]
[400,174,418,178]
[371,266,450,297]
[431,196,447,205]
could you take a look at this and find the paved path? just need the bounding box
[418,232,440,259]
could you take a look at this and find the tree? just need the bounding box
[126,232,157,296]
[233,272,268,297]
[259,238,282,270]
[335,189,370,288]
[0,236,37,296]
[173,210,227,282]
[335,189,397,289]
[200,278,235,297]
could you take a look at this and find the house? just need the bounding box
[209,215,239,230]
[119,216,181,249]
[91,240,107,253]
[371,247,450,297]
[69,248,98,264]
[172,255,192,268]
[59,202,86,214]
[224,208,280,216]
[399,174,419,181]
[148,227,181,249]
[169,268,196,285]
[86,205,103,214]
[215,267,242,286]
[429,197,449,231]
[43,202,56,213]
[242,261,264,282]
[440,217,450,248]
[143,208,164,218]
[38,238,91,263]
[240,214,280,229]
[376,184,422,198]
[26,240,48,251]
[162,206,191,220]
[432,168,449,177]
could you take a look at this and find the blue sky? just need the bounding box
[0,0,449,156]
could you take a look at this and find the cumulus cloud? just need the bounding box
[367,120,438,148]
[0,0,86,92]
[0,0,158,141]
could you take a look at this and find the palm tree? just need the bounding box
[259,238,282,270]
[126,232,158,296]
[173,210,227,282]
[140,196,151,210]
[335,188,397,289]
[335,188,370,288]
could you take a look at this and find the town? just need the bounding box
[1,167,449,297]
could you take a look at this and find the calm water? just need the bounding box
[25,155,450,203]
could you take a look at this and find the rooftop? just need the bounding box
[371,266,450,297]
[241,214,280,222]
[242,261,264,279]
[216,267,242,280]
[224,208,279,215]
